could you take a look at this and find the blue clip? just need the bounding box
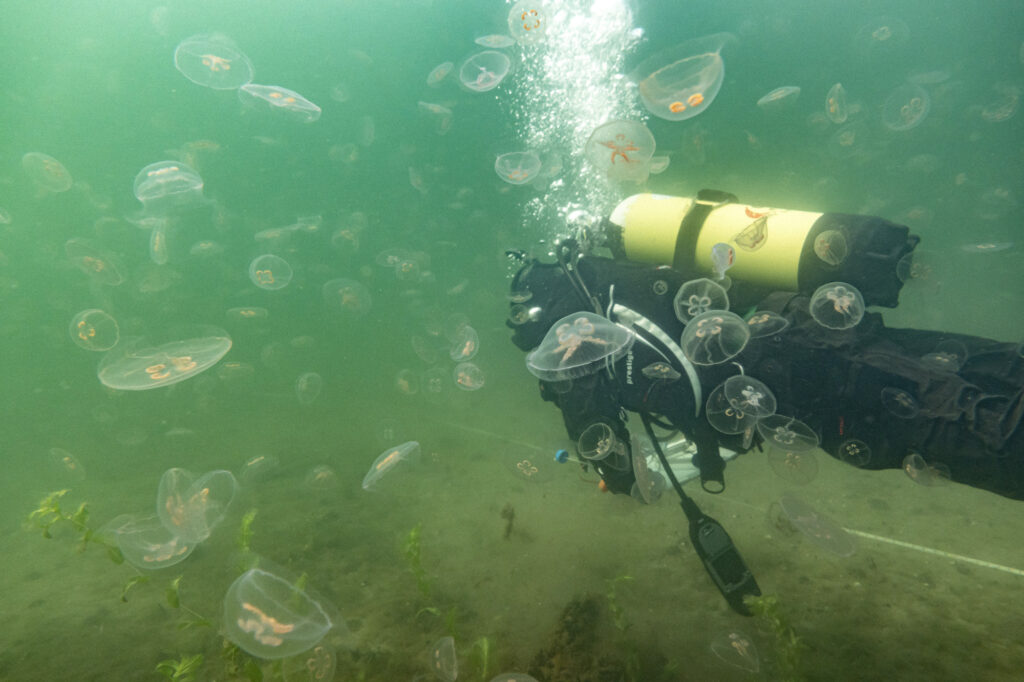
[554,449,569,463]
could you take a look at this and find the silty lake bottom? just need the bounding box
[1,0,1023,680]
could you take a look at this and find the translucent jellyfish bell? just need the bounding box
[508,0,548,45]
[98,330,232,390]
[630,33,736,121]
[157,468,239,543]
[680,310,750,365]
[459,51,512,92]
[746,311,789,338]
[705,383,758,435]
[825,83,848,124]
[756,414,819,452]
[22,152,73,193]
[134,161,205,214]
[584,120,656,182]
[362,441,420,490]
[223,568,333,659]
[495,152,542,185]
[882,82,930,131]
[757,86,801,110]
[525,312,634,381]
[576,422,630,470]
[174,34,253,90]
[722,375,776,418]
[775,494,857,557]
[809,282,864,330]
[239,84,322,123]
[673,278,729,323]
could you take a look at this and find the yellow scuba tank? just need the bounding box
[605,189,919,307]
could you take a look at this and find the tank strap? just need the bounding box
[610,303,702,417]
[672,189,737,271]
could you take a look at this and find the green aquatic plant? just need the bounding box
[155,653,203,682]
[120,574,150,602]
[605,574,634,632]
[25,489,122,563]
[166,576,213,630]
[221,640,263,682]
[744,593,806,682]
[403,523,432,599]
[237,507,258,552]
[467,636,493,681]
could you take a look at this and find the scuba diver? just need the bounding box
[506,190,1024,614]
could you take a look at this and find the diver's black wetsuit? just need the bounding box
[508,255,1024,500]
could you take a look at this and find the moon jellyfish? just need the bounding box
[459,51,512,92]
[855,16,910,55]
[649,155,670,175]
[69,309,119,351]
[584,120,656,182]
[576,422,629,470]
[427,61,454,87]
[507,0,548,46]
[476,34,515,48]
[836,438,871,467]
[903,452,951,487]
[431,636,458,682]
[723,375,776,418]
[774,494,856,556]
[680,310,750,366]
[395,369,419,395]
[756,86,800,110]
[22,152,73,192]
[48,447,86,481]
[282,643,336,682]
[920,340,967,372]
[454,362,485,391]
[227,306,269,321]
[422,367,448,396]
[705,383,758,435]
[224,568,334,659]
[116,515,195,569]
[642,362,681,381]
[133,161,205,214]
[880,387,920,418]
[362,441,420,490]
[322,278,372,315]
[828,122,866,159]
[757,414,819,452]
[813,229,848,266]
[495,151,542,185]
[239,84,322,123]
[174,34,253,89]
[525,312,634,381]
[295,372,323,405]
[767,448,819,485]
[809,282,864,330]
[710,631,760,673]
[305,465,338,490]
[449,325,479,361]
[746,311,789,338]
[249,254,293,290]
[825,82,848,124]
[157,468,239,543]
[149,220,169,264]
[630,33,735,121]
[97,329,232,390]
[673,278,729,323]
[882,83,929,131]
[710,242,734,282]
